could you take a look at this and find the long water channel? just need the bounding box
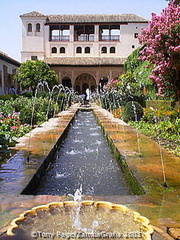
[35,110,131,195]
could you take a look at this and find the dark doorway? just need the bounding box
[62,77,72,88]
[75,85,80,94]
[99,77,108,92]
[82,83,89,94]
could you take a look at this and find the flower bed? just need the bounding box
[0,95,62,152]
[112,105,180,157]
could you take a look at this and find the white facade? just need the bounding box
[21,14,47,62]
[20,12,148,62]
[20,12,148,93]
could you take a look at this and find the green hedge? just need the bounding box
[146,100,175,109]
[122,101,144,122]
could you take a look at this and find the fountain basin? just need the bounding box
[7,201,153,240]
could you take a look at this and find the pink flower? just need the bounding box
[138,1,180,95]
[10,126,18,130]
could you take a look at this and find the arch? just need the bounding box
[27,23,32,32]
[60,47,65,53]
[52,47,57,53]
[101,46,107,53]
[76,47,82,54]
[36,23,41,32]
[85,47,90,54]
[75,73,96,94]
[62,77,72,88]
[110,46,116,53]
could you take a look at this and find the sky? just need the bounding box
[0,0,168,62]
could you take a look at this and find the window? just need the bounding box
[76,47,82,53]
[134,33,138,38]
[74,25,94,41]
[101,47,107,53]
[85,47,90,54]
[36,23,41,32]
[60,47,66,53]
[110,47,116,53]
[99,25,120,41]
[132,45,135,49]
[31,56,37,60]
[50,25,70,41]
[52,47,57,53]
[27,23,32,32]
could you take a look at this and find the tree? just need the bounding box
[138,1,180,98]
[124,48,156,98]
[14,60,58,96]
[166,0,179,5]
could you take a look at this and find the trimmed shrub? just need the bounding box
[0,94,17,101]
[146,100,175,110]
[21,91,33,98]
[19,107,37,125]
[122,101,144,122]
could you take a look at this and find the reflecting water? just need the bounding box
[13,203,148,240]
[35,110,131,195]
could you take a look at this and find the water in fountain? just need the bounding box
[132,101,141,154]
[27,82,46,162]
[70,185,100,233]
[26,83,77,161]
[10,182,152,239]
[150,107,167,187]
[52,84,65,117]
[35,110,131,195]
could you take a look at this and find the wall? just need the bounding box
[0,58,19,95]
[21,16,47,62]
[21,16,148,61]
[51,65,124,87]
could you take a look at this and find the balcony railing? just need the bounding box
[74,34,95,42]
[49,34,120,42]
[99,35,120,41]
[50,35,70,41]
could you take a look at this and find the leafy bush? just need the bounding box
[0,94,17,101]
[0,94,64,149]
[19,107,37,125]
[11,97,31,112]
[122,101,144,122]
[143,106,179,123]
[0,100,14,117]
[21,91,33,98]
[129,113,180,157]
[0,113,31,149]
[146,100,175,109]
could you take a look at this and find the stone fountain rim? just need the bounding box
[7,200,153,239]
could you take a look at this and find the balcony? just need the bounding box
[74,34,95,42]
[50,35,70,41]
[99,35,120,41]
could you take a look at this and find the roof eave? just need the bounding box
[48,63,124,67]
[0,54,21,67]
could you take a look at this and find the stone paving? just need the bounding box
[0,103,179,239]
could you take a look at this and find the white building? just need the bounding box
[0,51,20,95]
[20,11,148,93]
